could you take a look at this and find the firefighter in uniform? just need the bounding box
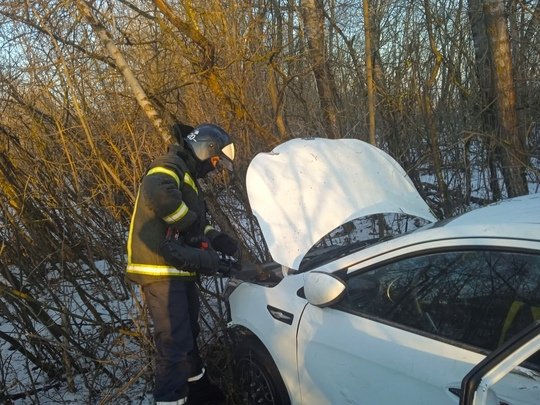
[126,123,238,405]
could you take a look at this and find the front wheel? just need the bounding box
[233,337,291,405]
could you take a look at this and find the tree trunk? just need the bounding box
[268,65,289,139]
[362,0,376,145]
[300,0,341,138]
[268,0,289,139]
[468,0,502,201]
[76,0,171,143]
[483,0,528,197]
[469,0,528,199]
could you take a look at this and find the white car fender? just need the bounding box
[228,274,308,403]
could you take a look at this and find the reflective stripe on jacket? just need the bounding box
[126,263,197,277]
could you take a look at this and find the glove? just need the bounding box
[160,238,219,275]
[208,230,238,256]
[182,221,206,247]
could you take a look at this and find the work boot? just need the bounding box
[187,369,226,405]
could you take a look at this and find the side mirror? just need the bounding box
[304,271,347,307]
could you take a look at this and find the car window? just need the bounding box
[339,250,540,357]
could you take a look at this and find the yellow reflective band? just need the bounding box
[127,264,197,277]
[204,225,215,234]
[147,167,180,187]
[184,172,198,194]
[126,190,141,264]
[164,202,189,224]
[148,167,198,195]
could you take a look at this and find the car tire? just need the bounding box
[233,337,291,405]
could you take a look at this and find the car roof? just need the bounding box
[428,193,540,239]
[452,193,538,223]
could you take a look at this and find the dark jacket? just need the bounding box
[126,144,212,285]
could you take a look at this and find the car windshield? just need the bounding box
[298,213,431,272]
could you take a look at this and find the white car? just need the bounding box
[226,138,540,405]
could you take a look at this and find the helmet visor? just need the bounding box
[221,143,235,162]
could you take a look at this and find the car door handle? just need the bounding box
[448,387,461,398]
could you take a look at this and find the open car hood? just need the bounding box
[246,138,437,270]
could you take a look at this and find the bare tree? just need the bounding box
[422,0,451,214]
[363,0,376,145]
[300,0,342,138]
[483,0,529,197]
[469,0,529,199]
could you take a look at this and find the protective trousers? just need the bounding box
[142,280,203,402]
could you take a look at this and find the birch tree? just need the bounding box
[76,0,171,143]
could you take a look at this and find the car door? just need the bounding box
[460,322,540,405]
[296,249,540,405]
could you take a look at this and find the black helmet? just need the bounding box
[171,123,195,143]
[185,124,235,164]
